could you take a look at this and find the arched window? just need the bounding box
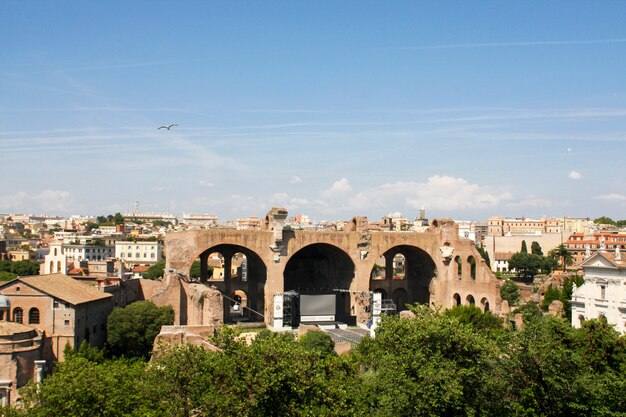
[29,308,40,324]
[49,261,54,272]
[54,248,58,256]
[453,293,461,306]
[481,297,490,312]
[13,307,23,323]
[467,256,476,280]
[466,294,475,306]
[455,256,462,279]
[57,261,62,273]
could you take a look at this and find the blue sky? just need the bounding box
[1,1,625,221]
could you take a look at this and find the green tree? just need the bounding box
[509,252,544,278]
[476,245,491,267]
[0,271,17,281]
[521,240,528,253]
[503,316,626,416]
[299,330,336,357]
[106,301,174,359]
[513,301,543,323]
[500,279,520,306]
[0,259,12,272]
[548,244,573,272]
[143,260,165,280]
[10,259,40,276]
[594,216,616,225]
[541,284,563,311]
[147,329,361,417]
[189,260,201,279]
[114,212,124,225]
[443,305,504,335]
[531,241,543,256]
[357,305,510,416]
[21,356,149,417]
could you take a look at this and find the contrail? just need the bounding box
[395,38,626,50]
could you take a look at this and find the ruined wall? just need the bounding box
[160,213,503,326]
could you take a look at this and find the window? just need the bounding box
[29,308,40,324]
[53,301,59,308]
[120,253,125,258]
[16,286,20,292]
[64,320,70,326]
[13,307,23,323]
[600,285,606,300]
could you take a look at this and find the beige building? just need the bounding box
[483,234,565,273]
[0,294,45,406]
[0,274,113,361]
[487,216,593,237]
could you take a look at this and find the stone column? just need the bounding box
[223,251,233,323]
[199,252,208,283]
[34,360,46,386]
[384,252,394,281]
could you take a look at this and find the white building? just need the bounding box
[182,213,218,228]
[64,244,115,262]
[571,248,626,333]
[115,241,162,264]
[41,242,67,274]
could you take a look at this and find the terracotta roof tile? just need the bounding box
[8,273,111,305]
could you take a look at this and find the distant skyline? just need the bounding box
[1,1,625,221]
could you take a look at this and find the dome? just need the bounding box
[0,295,10,308]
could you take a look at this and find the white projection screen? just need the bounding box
[299,294,336,322]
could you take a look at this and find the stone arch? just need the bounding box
[455,256,462,279]
[371,256,386,280]
[29,307,40,324]
[195,244,267,323]
[453,293,461,306]
[369,245,436,311]
[480,297,490,312]
[466,294,475,306]
[467,256,476,280]
[284,243,355,323]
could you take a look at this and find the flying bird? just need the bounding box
[158,124,178,130]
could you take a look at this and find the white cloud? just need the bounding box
[594,193,626,202]
[198,180,214,187]
[321,178,352,198]
[315,175,511,214]
[568,170,582,180]
[289,176,302,184]
[0,190,75,214]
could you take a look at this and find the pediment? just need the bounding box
[581,252,616,269]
